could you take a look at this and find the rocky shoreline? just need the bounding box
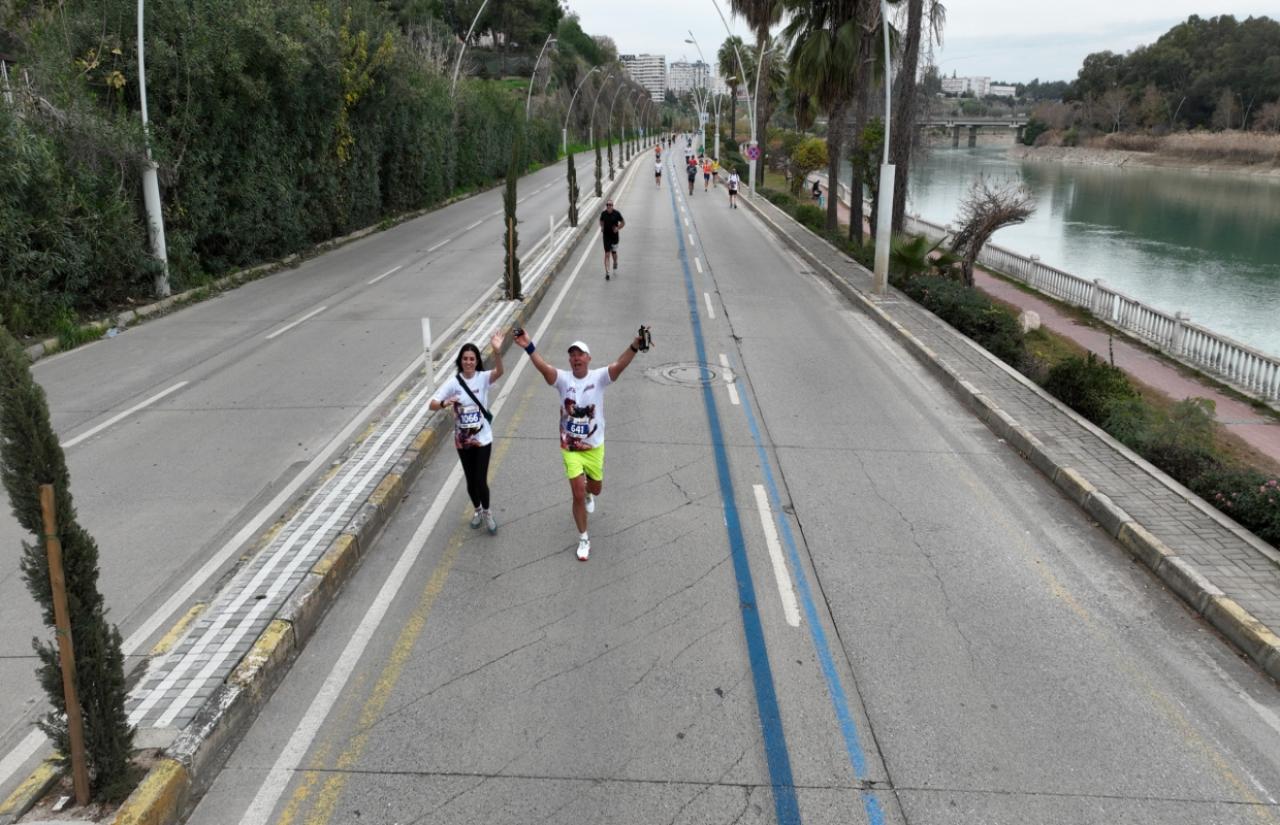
[1008,144,1280,179]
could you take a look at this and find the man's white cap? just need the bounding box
[567,341,591,355]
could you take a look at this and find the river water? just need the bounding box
[878,143,1280,357]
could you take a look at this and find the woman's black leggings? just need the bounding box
[457,443,492,510]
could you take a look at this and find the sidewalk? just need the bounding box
[744,186,1280,683]
[815,180,1280,469]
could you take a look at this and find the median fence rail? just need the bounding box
[895,207,1280,405]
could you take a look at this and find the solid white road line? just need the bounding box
[237,198,605,825]
[265,306,327,340]
[753,484,801,628]
[694,257,703,274]
[703,293,715,320]
[61,382,188,449]
[719,353,740,406]
[367,265,402,285]
[427,237,452,253]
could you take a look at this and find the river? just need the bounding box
[871,143,1280,357]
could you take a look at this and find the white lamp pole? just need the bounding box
[525,34,557,120]
[563,66,601,156]
[588,73,614,147]
[450,0,491,98]
[873,0,895,296]
[137,0,169,297]
[708,0,757,198]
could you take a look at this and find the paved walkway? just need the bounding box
[812,178,1280,470]
[746,186,1280,679]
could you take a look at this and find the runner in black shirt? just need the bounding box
[599,199,624,280]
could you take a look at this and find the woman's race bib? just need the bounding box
[458,404,483,430]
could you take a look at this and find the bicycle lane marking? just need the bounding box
[685,193,888,825]
[664,178,801,825]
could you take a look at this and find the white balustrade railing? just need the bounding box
[893,207,1280,405]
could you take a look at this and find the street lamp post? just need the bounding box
[588,73,615,147]
[450,0,491,98]
[708,0,758,198]
[872,0,894,296]
[137,0,169,297]
[563,66,601,156]
[525,34,557,120]
[684,33,713,156]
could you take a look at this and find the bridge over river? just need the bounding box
[918,115,1029,145]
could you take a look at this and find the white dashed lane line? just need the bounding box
[265,305,327,340]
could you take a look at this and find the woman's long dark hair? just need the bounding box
[455,343,484,373]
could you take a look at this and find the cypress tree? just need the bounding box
[503,131,522,300]
[566,151,579,228]
[594,138,603,198]
[607,133,615,181]
[0,328,134,801]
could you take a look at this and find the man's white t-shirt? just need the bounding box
[555,367,613,451]
[431,370,494,449]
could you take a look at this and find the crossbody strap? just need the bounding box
[456,373,493,423]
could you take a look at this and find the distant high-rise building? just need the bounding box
[668,60,711,95]
[620,54,666,102]
[941,74,1006,97]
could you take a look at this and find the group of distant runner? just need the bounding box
[431,131,757,563]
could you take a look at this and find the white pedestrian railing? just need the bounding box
[898,209,1280,404]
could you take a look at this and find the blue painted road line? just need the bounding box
[666,182,802,825]
[728,348,888,825]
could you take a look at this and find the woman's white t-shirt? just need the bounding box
[555,367,612,451]
[432,370,494,449]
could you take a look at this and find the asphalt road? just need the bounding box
[181,140,1280,824]
[35,141,1280,823]
[0,149,603,798]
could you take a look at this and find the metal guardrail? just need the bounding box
[808,172,1280,405]
[901,211,1280,404]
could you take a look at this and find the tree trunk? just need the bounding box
[890,0,923,232]
[730,91,737,143]
[848,32,874,246]
[824,100,848,232]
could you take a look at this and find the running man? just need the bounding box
[599,199,624,279]
[512,329,649,561]
[654,155,663,188]
[686,158,698,195]
[727,169,740,208]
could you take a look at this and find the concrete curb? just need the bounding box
[0,760,59,825]
[740,190,1280,684]
[72,152,648,825]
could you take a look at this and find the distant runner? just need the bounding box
[654,156,663,188]
[599,199,624,280]
[686,159,698,195]
[702,157,713,192]
[727,170,740,208]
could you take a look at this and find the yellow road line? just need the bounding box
[279,386,536,825]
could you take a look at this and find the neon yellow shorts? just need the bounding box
[562,445,605,481]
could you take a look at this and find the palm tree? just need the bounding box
[718,36,746,143]
[784,0,865,231]
[891,0,946,231]
[730,0,785,183]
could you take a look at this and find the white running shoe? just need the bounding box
[470,509,483,529]
[576,536,591,561]
[585,493,595,514]
[484,510,497,534]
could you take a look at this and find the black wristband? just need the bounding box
[524,342,536,354]
[629,344,639,354]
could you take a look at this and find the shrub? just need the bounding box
[792,204,825,233]
[1043,353,1137,425]
[899,275,1026,365]
[1021,118,1049,146]
[1191,469,1280,546]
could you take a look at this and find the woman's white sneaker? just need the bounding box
[469,509,483,529]
[585,493,595,514]
[576,536,591,561]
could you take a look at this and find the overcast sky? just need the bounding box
[571,1,1277,84]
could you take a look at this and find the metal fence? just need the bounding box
[901,210,1280,404]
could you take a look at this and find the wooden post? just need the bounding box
[40,484,90,805]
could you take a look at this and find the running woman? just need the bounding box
[727,170,740,208]
[654,156,663,188]
[428,332,505,533]
[599,199,624,279]
[512,330,648,561]
[702,157,713,191]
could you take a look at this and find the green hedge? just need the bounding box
[4,0,563,336]
[1191,470,1280,546]
[898,274,1026,366]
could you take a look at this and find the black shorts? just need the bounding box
[602,234,619,252]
